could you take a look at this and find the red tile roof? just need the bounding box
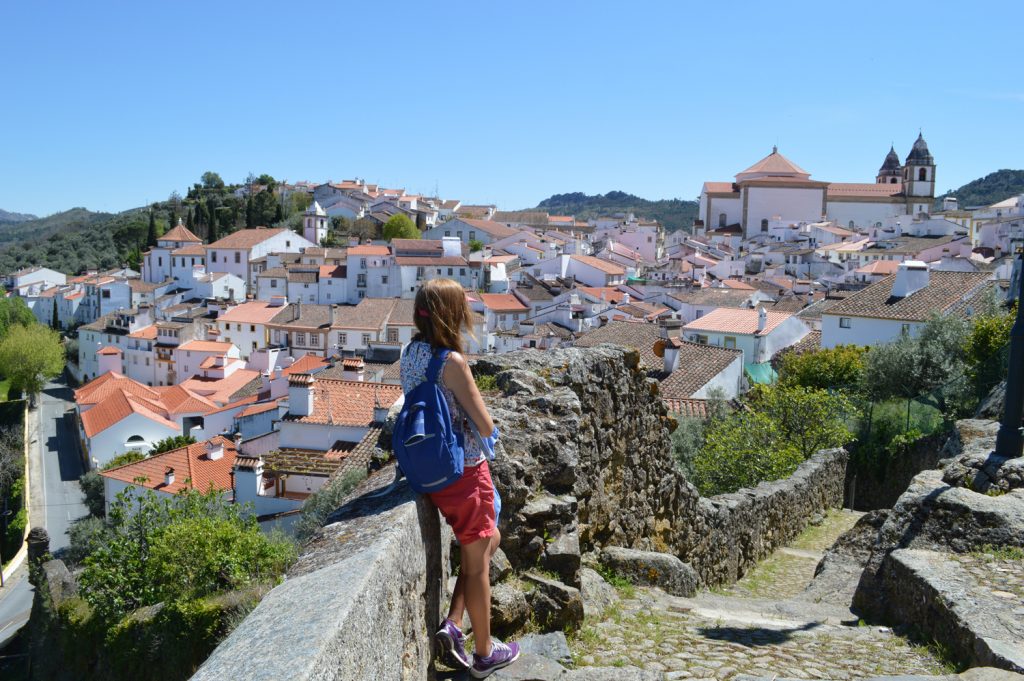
[578,286,627,304]
[479,293,530,313]
[218,301,288,324]
[282,354,330,376]
[100,436,237,495]
[702,181,737,194]
[80,389,180,438]
[683,308,793,336]
[828,183,904,198]
[97,346,122,355]
[570,255,626,275]
[207,227,290,250]
[348,244,391,256]
[285,380,402,427]
[177,340,235,353]
[235,400,280,418]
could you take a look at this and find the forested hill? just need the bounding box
[938,169,1024,208]
[0,209,37,224]
[526,191,699,231]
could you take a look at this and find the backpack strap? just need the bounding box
[425,348,450,385]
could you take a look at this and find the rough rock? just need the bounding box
[542,526,581,586]
[942,420,1024,493]
[802,509,888,605]
[491,547,513,585]
[600,546,698,597]
[518,631,572,666]
[524,571,584,631]
[491,582,530,635]
[976,380,1007,420]
[491,654,662,680]
[41,559,77,607]
[579,567,618,619]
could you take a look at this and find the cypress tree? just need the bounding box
[147,210,157,246]
[209,209,218,242]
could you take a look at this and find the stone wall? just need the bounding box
[845,430,950,511]
[192,346,848,679]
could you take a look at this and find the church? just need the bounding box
[698,134,936,238]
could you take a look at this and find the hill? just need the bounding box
[938,169,1024,208]
[526,191,698,231]
[0,209,37,224]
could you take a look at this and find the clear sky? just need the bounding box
[1,1,1021,217]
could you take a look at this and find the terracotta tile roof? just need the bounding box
[76,372,160,406]
[97,346,122,356]
[572,320,661,369]
[269,304,334,329]
[180,369,262,405]
[737,149,810,178]
[171,244,207,256]
[570,255,626,275]
[177,340,234,353]
[653,341,742,399]
[451,218,519,240]
[235,400,280,418]
[347,244,391,256]
[285,379,401,427]
[721,279,755,291]
[702,181,738,194]
[127,326,158,340]
[683,308,793,336]
[100,436,237,495]
[828,183,904,198]
[282,354,330,376]
[479,293,530,313]
[855,260,901,275]
[319,265,345,278]
[578,286,627,304]
[394,256,468,267]
[663,398,708,419]
[330,298,402,330]
[668,287,755,308]
[391,239,442,254]
[159,224,203,243]
[207,227,289,250]
[80,389,180,438]
[218,300,288,324]
[824,271,992,322]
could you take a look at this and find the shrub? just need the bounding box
[102,450,146,470]
[79,470,106,517]
[778,345,867,393]
[66,516,108,567]
[294,469,368,543]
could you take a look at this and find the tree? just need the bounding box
[148,434,196,456]
[0,426,24,514]
[102,450,146,470]
[382,214,420,241]
[0,297,36,338]
[245,196,255,227]
[51,298,60,330]
[331,216,352,234]
[208,206,219,242]
[146,210,157,247]
[0,324,65,405]
[750,384,856,460]
[778,345,867,393]
[255,174,276,189]
[964,305,1013,397]
[79,469,105,517]
[252,190,278,226]
[201,171,225,190]
[352,217,379,242]
[468,239,484,253]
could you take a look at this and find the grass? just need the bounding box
[971,544,1024,561]
[789,509,861,552]
[595,564,635,598]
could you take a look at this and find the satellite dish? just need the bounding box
[653,339,665,358]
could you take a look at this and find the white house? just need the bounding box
[216,298,289,359]
[206,227,316,289]
[682,306,810,365]
[821,262,993,348]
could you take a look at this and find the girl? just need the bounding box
[399,278,520,678]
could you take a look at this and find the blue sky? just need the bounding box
[1,1,1021,216]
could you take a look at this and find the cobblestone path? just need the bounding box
[570,510,953,679]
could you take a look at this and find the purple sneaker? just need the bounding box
[435,619,470,670]
[470,638,520,678]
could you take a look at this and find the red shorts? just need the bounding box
[428,460,496,546]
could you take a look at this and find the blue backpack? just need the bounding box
[392,347,465,494]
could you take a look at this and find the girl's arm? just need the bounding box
[442,352,495,436]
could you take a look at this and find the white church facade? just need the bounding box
[698,133,937,238]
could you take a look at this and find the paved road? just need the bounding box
[0,377,84,650]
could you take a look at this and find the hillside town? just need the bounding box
[3,132,1020,530]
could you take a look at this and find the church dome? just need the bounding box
[879,146,901,173]
[905,133,934,165]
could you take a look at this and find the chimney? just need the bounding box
[342,357,365,382]
[268,295,286,307]
[658,313,683,340]
[757,306,768,333]
[206,438,224,460]
[622,293,631,304]
[373,389,388,423]
[891,261,930,298]
[288,373,315,417]
[662,337,680,374]
[164,467,175,486]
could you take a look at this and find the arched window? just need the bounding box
[718,213,727,228]
[125,435,146,447]
[760,219,768,232]
[891,177,898,184]
[918,168,927,181]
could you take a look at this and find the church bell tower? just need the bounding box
[304,201,329,246]
[876,146,902,184]
[903,132,935,215]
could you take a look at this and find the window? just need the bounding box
[839,317,851,329]
[250,325,256,332]
[381,275,388,284]
[295,332,306,345]
[326,292,331,300]
[212,251,218,263]
[416,266,424,280]
[901,323,911,335]
[918,168,927,181]
[445,231,451,237]
[360,258,367,269]
[271,279,278,288]
[724,336,737,349]
[158,256,162,266]
[357,290,365,299]
[694,334,708,344]
[362,333,370,345]
[387,327,398,342]
[273,330,281,343]
[357,274,367,288]
[849,221,855,229]
[460,268,465,276]
[338,332,347,344]
[890,177,897,184]
[761,219,768,232]
[469,231,476,240]
[234,251,241,264]
[102,289,111,298]
[286,240,291,248]
[719,213,727,228]
[145,357,150,366]
[310,333,319,346]
[237,324,242,331]
[447,268,453,276]
[252,341,257,351]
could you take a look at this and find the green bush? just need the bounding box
[79,469,106,517]
[65,516,108,567]
[102,450,146,470]
[294,469,367,543]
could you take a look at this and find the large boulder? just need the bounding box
[599,546,699,597]
[524,572,584,631]
[579,567,618,619]
[518,631,572,666]
[491,582,529,635]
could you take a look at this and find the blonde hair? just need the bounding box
[413,278,475,354]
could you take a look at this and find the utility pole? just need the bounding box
[995,248,1024,458]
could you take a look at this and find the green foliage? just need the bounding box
[474,374,498,392]
[79,470,106,517]
[532,190,698,231]
[964,306,1013,397]
[936,169,1024,209]
[79,488,295,624]
[382,213,421,241]
[0,324,65,399]
[294,469,368,542]
[779,345,867,392]
[468,238,484,253]
[66,515,108,567]
[693,385,854,496]
[201,171,225,189]
[0,296,37,339]
[351,216,379,241]
[1,422,25,561]
[670,415,705,480]
[102,450,146,471]
[148,434,196,456]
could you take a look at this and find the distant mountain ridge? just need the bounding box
[0,208,38,224]
[525,191,699,231]
[939,169,1024,208]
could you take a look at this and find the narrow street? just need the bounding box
[0,377,85,651]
